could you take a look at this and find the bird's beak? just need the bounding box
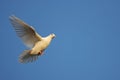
[52,34,56,39]
[54,35,56,38]
[53,35,56,39]
[51,33,56,39]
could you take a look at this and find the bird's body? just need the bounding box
[9,15,55,63]
[30,35,53,55]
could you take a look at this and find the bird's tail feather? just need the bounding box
[19,50,38,63]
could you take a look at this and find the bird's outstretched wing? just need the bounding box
[9,15,42,48]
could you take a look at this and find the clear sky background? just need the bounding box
[1,0,120,80]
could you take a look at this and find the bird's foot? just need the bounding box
[38,51,44,56]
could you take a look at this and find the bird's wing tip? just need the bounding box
[9,15,16,19]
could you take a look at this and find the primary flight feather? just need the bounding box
[9,15,56,63]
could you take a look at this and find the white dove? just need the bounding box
[9,15,56,63]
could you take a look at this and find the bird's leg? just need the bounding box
[38,50,44,56]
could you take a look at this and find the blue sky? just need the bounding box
[1,0,120,80]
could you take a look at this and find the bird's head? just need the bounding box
[50,33,56,39]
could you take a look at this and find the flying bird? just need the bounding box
[9,15,56,63]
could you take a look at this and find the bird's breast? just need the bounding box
[31,39,51,54]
